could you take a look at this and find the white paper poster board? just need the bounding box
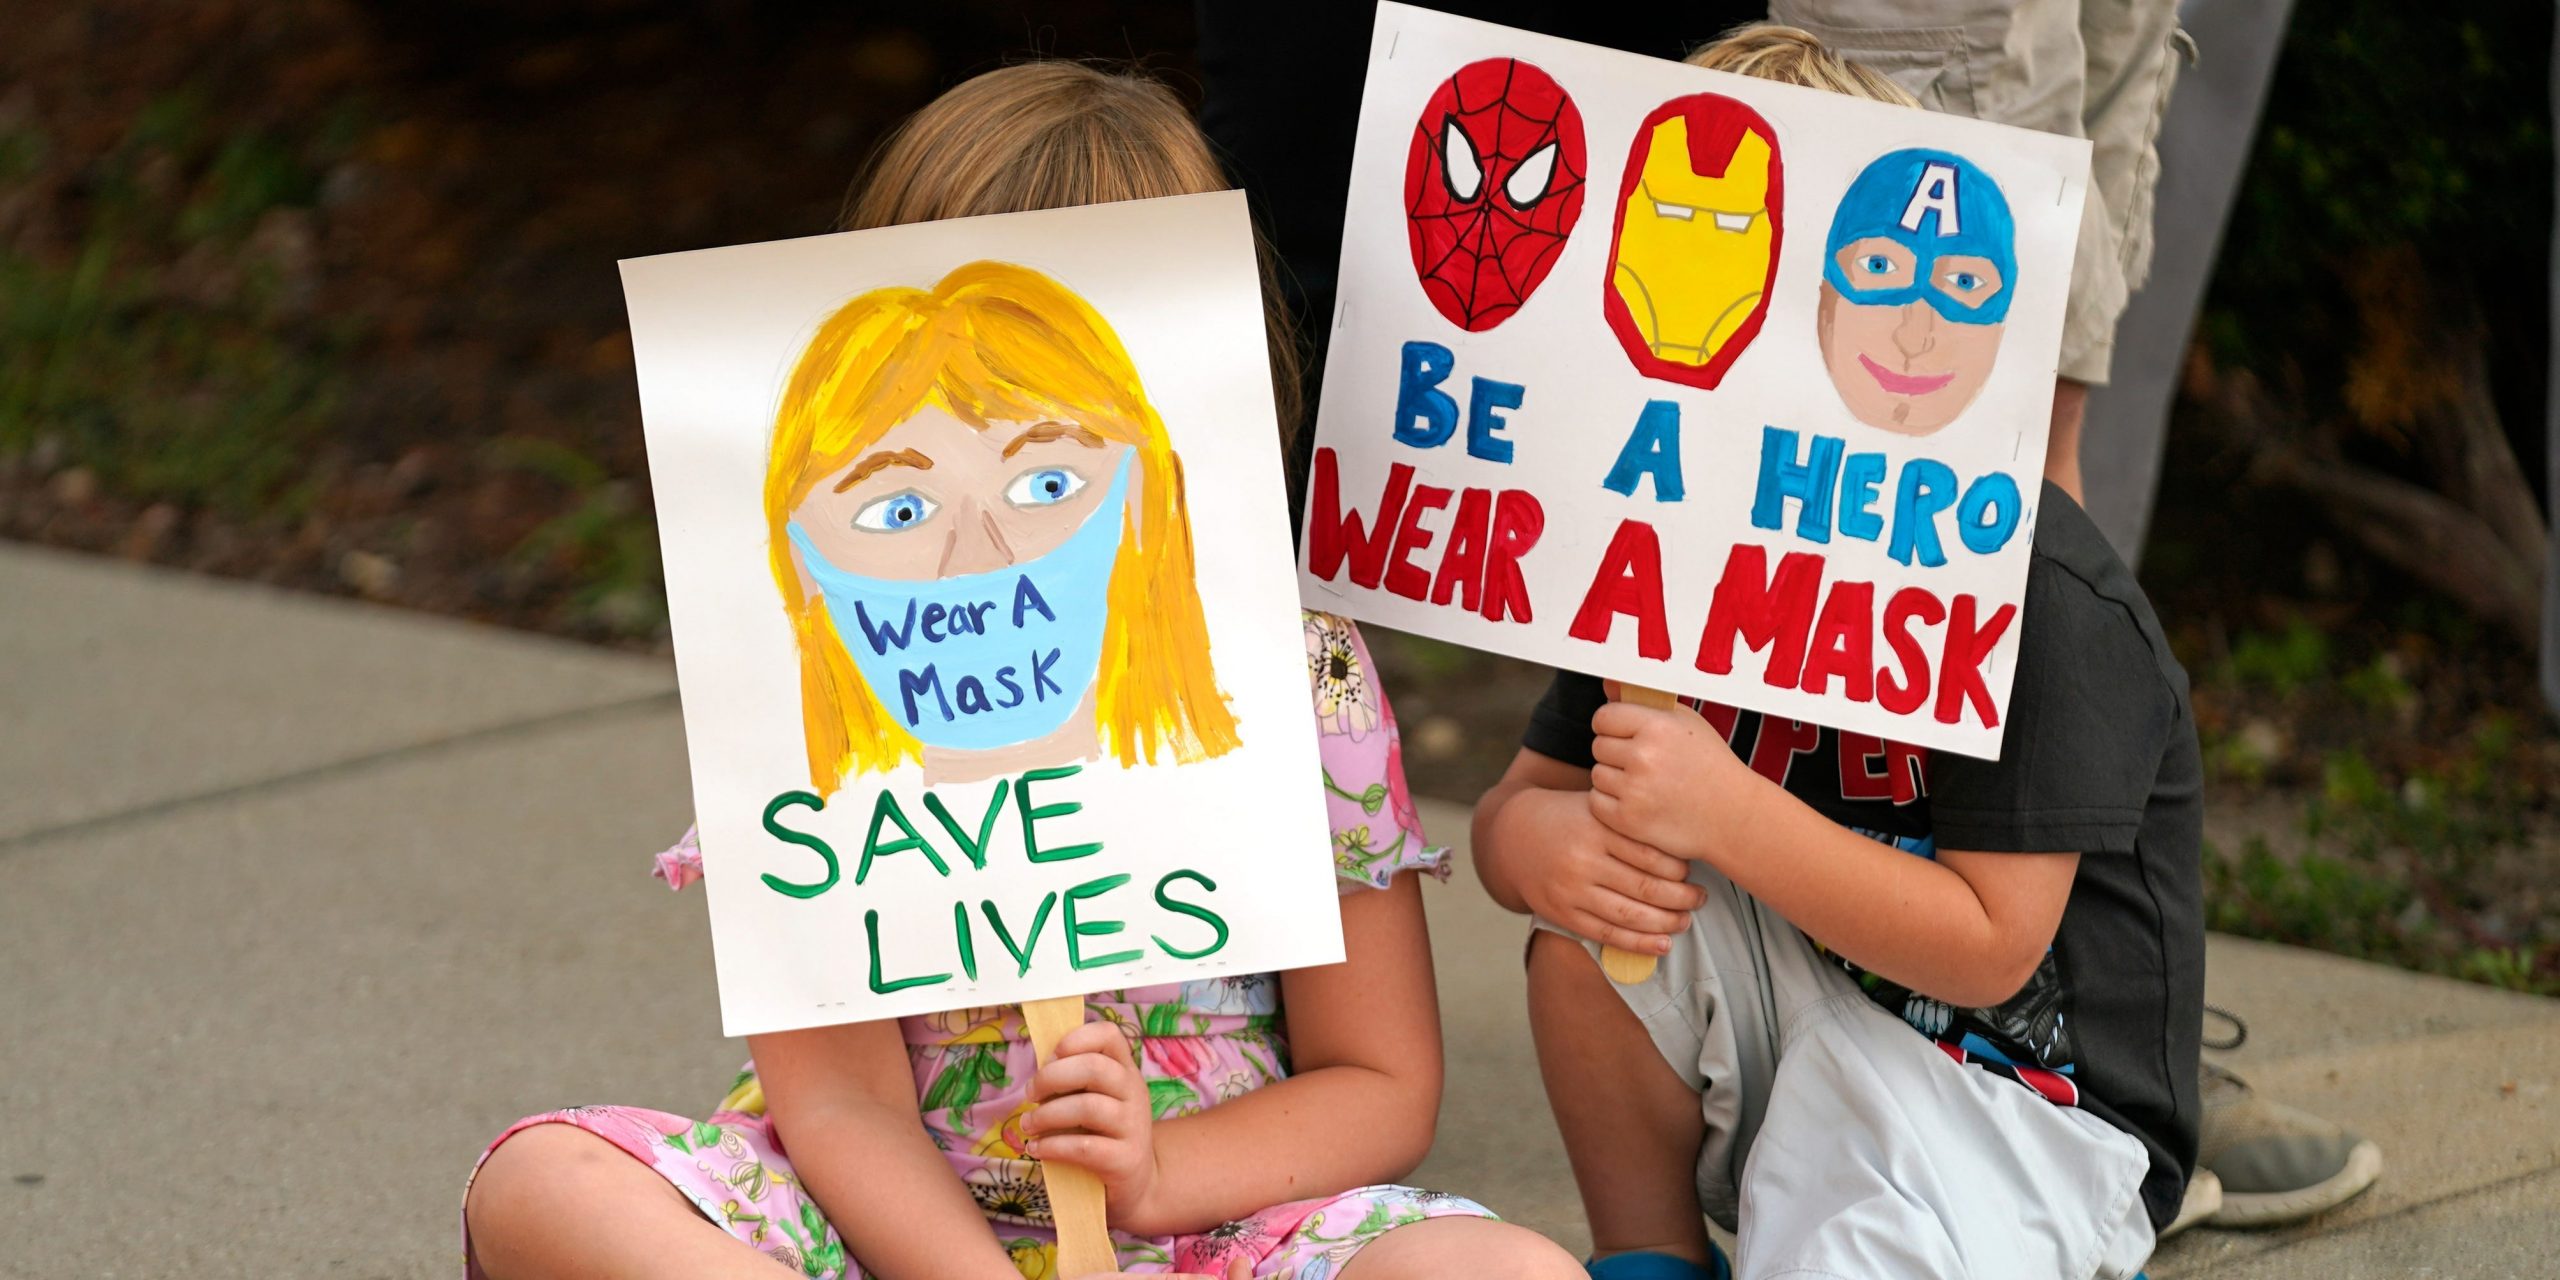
[1302,3,2092,759]
[626,192,1343,1036]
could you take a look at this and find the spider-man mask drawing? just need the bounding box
[1403,58,1587,332]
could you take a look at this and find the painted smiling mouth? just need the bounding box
[1858,354,1956,397]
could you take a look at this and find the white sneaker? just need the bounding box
[2160,1166,2223,1239]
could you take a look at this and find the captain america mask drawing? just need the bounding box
[1816,149,2017,435]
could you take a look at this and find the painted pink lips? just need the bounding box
[1858,353,1956,397]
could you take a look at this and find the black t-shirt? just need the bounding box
[1523,485,2204,1231]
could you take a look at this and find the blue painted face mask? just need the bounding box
[1821,148,2017,326]
[787,450,1133,753]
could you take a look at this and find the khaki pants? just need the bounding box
[1770,0,2191,385]
[1537,861,2158,1279]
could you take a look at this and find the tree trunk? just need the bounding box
[2197,263,2548,650]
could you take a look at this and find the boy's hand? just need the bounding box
[1500,786,1704,956]
[1024,1022,1165,1228]
[1588,696,1759,863]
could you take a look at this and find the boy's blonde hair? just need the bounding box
[1684,24,1921,107]
[843,61,1305,446]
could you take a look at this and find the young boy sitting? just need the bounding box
[1469,27,2204,1280]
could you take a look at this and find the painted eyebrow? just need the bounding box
[834,448,935,491]
[1001,421,1106,458]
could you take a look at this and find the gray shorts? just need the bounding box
[1539,860,2156,1279]
[1768,0,2191,385]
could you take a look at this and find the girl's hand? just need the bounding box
[1588,697,1759,863]
[1024,1022,1166,1229]
[1501,785,1704,956]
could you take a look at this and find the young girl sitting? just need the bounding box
[460,61,1582,1280]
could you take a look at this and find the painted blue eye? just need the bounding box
[1953,272,1981,291]
[1004,466,1087,508]
[1863,255,1892,275]
[852,489,938,532]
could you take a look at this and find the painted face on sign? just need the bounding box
[765,261,1236,790]
[1603,94,1784,390]
[1403,58,1587,332]
[786,409,1138,779]
[1816,149,2016,435]
[790,410,1134,584]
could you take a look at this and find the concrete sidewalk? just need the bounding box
[3,544,2555,1277]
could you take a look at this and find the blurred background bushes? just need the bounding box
[0,0,2552,989]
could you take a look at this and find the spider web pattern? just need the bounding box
[1403,58,1587,333]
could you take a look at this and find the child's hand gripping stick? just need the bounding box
[1022,994,1118,1279]
[1598,685,1684,985]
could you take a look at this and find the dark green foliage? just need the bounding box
[2204,715,2556,996]
[0,93,351,513]
[2205,1,2552,433]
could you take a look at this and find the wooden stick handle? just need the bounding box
[1020,994,1118,1278]
[1599,684,1685,985]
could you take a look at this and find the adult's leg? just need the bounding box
[466,1123,792,1280]
[1334,1217,1586,1280]
[2049,379,2091,501]
[2062,0,2186,506]
[1764,0,2182,496]
[1526,929,1716,1266]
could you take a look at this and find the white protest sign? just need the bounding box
[1302,4,2091,759]
[627,192,1342,1036]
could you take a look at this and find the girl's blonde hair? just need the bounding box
[777,62,1273,793]
[843,60,1305,450]
[1684,24,1921,108]
[768,259,1238,792]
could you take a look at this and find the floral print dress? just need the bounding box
[462,612,1492,1279]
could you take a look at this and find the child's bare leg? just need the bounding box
[1527,930,1714,1265]
[465,1123,781,1280]
[1336,1217,1586,1279]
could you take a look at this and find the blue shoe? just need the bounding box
[1587,1247,1730,1280]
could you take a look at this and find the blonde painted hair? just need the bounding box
[768,260,1238,791]
[766,60,1297,793]
[1685,24,1921,108]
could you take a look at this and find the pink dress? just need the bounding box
[461,613,1493,1278]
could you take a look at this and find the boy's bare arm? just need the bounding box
[1470,750,1588,914]
[1588,701,2077,1008]
[1472,747,1705,956]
